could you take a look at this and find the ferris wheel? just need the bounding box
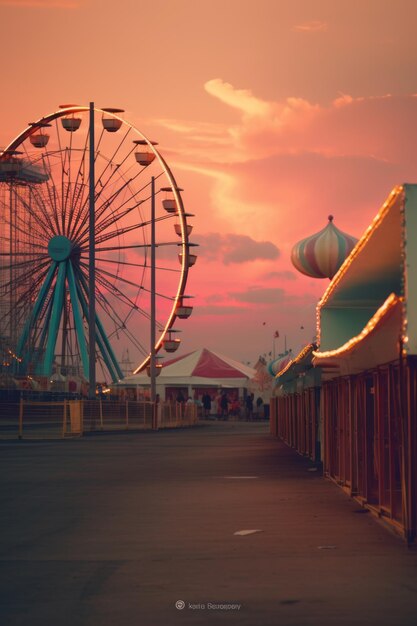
[0,104,195,384]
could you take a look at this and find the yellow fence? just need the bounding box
[0,399,198,439]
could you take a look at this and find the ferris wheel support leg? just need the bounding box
[34,300,54,376]
[94,313,124,381]
[43,261,67,376]
[74,277,119,383]
[67,262,89,377]
[15,262,58,367]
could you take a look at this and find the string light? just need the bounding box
[275,343,316,379]
[7,349,22,363]
[312,293,402,362]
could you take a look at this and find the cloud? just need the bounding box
[169,83,417,241]
[204,79,272,118]
[293,20,328,32]
[230,287,286,304]
[194,304,245,316]
[261,270,297,281]
[198,81,417,166]
[194,232,280,264]
[154,118,228,141]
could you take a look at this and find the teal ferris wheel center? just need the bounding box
[0,105,194,383]
[48,236,73,262]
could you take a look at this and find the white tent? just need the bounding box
[118,348,256,399]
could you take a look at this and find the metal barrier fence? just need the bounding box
[270,387,320,462]
[0,399,198,439]
[270,357,417,543]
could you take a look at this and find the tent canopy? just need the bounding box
[119,348,255,387]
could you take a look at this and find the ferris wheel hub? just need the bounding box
[48,235,72,261]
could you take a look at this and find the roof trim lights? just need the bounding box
[312,293,402,362]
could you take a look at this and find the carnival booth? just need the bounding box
[270,185,417,542]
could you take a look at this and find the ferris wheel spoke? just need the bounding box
[92,270,155,332]
[41,153,63,232]
[110,323,149,356]
[94,175,145,224]
[92,209,174,247]
[34,181,63,236]
[1,265,50,301]
[2,211,46,247]
[73,166,159,244]
[0,251,47,257]
[92,126,133,195]
[8,261,49,296]
[14,184,58,237]
[1,260,49,297]
[74,126,134,226]
[71,176,137,243]
[61,142,72,231]
[94,240,181,253]
[67,183,89,241]
[67,190,87,241]
[66,134,89,237]
[95,264,176,302]
[94,171,165,230]
[94,270,144,313]
[81,170,164,245]
[54,118,69,179]
[11,198,52,243]
[62,140,77,232]
[0,257,49,273]
[94,219,148,246]
[94,256,181,273]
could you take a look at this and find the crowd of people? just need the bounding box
[175,390,266,421]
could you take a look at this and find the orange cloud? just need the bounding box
[231,287,286,304]
[194,233,280,264]
[169,87,417,240]
[204,79,272,117]
[293,20,328,32]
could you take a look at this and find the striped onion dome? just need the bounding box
[291,215,358,279]
[267,352,292,376]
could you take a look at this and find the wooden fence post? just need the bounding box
[18,397,23,440]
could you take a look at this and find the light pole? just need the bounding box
[88,102,96,399]
[150,176,157,427]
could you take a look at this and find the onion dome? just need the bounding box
[267,351,292,377]
[291,215,357,279]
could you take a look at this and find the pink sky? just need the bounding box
[2,0,417,365]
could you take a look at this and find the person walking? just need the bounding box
[245,393,254,420]
[202,393,212,418]
[220,392,229,420]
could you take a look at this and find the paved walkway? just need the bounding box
[1,421,417,626]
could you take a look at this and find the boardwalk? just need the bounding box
[1,421,417,626]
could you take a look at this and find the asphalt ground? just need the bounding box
[1,421,417,626]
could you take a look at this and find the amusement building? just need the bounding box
[270,184,417,543]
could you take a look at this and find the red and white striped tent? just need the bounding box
[119,348,255,398]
